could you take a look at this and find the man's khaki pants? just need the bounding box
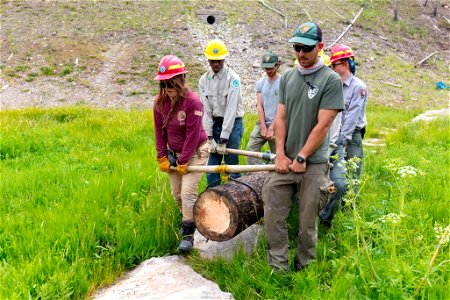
[262,163,332,271]
[168,143,209,221]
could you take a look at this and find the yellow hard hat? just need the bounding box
[318,49,331,66]
[204,39,228,60]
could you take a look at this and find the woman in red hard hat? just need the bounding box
[153,55,209,252]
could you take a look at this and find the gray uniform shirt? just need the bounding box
[199,66,244,140]
[255,75,281,127]
[341,73,368,145]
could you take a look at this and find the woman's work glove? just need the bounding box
[208,137,217,153]
[176,160,188,175]
[157,156,171,172]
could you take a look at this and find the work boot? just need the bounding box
[178,220,195,252]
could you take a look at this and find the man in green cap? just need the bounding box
[246,52,281,164]
[262,22,344,272]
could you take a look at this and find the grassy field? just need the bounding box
[1,105,449,299]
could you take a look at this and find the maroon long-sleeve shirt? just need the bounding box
[154,90,208,165]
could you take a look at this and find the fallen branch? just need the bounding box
[415,51,438,67]
[258,0,287,28]
[303,8,312,22]
[381,81,402,88]
[325,3,346,20]
[444,16,450,25]
[326,4,366,50]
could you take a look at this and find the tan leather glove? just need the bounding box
[157,156,171,173]
[208,138,217,153]
[216,143,226,155]
[176,160,188,175]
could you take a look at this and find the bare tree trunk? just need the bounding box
[432,0,439,17]
[394,0,399,21]
[423,0,428,6]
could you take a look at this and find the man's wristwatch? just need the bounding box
[296,155,306,164]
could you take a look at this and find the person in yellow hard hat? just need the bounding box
[199,39,245,188]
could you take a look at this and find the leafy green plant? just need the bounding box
[40,66,56,76]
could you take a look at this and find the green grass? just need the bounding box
[0,108,182,299]
[1,106,449,299]
[189,109,450,299]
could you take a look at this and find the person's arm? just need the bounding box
[341,86,367,146]
[198,76,214,137]
[220,75,242,140]
[256,92,268,138]
[178,99,203,164]
[274,103,291,173]
[291,109,338,173]
[153,106,168,159]
[328,112,341,156]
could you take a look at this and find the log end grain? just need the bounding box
[194,190,238,242]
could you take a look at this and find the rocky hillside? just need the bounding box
[1,0,449,111]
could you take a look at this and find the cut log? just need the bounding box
[194,172,267,241]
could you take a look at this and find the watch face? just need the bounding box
[297,156,305,163]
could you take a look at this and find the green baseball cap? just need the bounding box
[289,22,322,46]
[260,52,279,68]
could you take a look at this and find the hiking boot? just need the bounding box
[177,220,195,253]
[178,236,194,252]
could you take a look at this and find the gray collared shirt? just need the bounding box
[341,73,368,145]
[198,66,244,140]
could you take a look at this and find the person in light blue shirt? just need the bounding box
[246,52,281,164]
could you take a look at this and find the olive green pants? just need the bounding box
[246,122,276,165]
[262,163,333,271]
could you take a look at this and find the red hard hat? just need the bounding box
[154,55,187,81]
[330,44,354,63]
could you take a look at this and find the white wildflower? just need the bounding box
[434,224,450,245]
[379,213,402,225]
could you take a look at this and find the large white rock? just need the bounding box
[94,255,234,300]
[412,107,449,123]
[194,224,263,260]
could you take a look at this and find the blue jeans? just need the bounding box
[319,137,347,224]
[207,117,244,188]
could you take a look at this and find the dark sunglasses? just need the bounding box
[293,44,317,53]
[159,81,174,89]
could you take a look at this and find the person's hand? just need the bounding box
[157,156,171,173]
[208,138,217,153]
[260,126,268,140]
[216,143,226,155]
[275,154,292,174]
[176,160,188,175]
[266,126,274,140]
[291,160,306,173]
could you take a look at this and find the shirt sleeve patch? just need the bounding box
[194,110,203,116]
[360,89,366,98]
[232,79,240,88]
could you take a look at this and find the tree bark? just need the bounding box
[194,172,267,241]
